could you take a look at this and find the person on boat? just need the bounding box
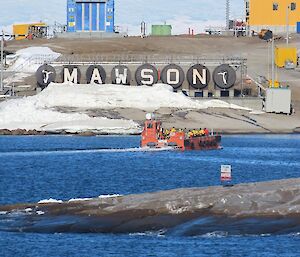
[204,128,209,136]
[159,128,165,139]
[188,130,194,138]
[192,129,197,137]
[200,128,205,136]
[170,127,177,133]
[164,129,170,138]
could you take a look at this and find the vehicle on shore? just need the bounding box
[141,114,221,151]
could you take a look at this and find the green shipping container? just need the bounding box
[151,25,172,36]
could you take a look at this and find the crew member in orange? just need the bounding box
[204,128,209,136]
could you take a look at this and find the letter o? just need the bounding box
[161,64,185,89]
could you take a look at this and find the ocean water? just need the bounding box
[0,135,300,256]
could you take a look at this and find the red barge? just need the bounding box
[141,114,221,151]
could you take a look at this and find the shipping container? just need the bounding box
[13,23,46,40]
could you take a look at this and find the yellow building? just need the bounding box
[245,0,300,33]
[13,23,47,40]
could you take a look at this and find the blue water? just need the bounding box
[0,135,300,256]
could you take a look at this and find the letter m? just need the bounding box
[64,68,78,83]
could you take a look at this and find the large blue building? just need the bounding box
[67,0,115,33]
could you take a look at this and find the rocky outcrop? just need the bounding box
[1,178,300,235]
[0,129,47,136]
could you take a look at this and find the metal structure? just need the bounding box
[0,35,3,92]
[42,56,248,98]
[226,0,230,31]
[67,0,115,33]
[141,21,146,38]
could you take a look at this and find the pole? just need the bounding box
[286,4,289,46]
[0,33,4,92]
[271,37,275,88]
[226,0,230,31]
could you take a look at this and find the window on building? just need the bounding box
[273,3,279,11]
[291,2,296,11]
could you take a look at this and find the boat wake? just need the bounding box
[0,147,174,157]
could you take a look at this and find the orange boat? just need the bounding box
[141,114,222,151]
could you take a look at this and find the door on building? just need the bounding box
[75,1,106,32]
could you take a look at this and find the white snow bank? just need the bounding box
[8,47,60,73]
[0,83,251,133]
[0,85,140,134]
[38,83,251,111]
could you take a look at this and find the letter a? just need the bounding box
[90,68,103,84]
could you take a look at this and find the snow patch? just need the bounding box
[38,198,63,204]
[24,208,33,213]
[8,47,60,73]
[0,85,140,134]
[0,83,252,134]
[68,198,93,202]
[35,83,251,111]
[98,194,122,199]
[250,110,265,115]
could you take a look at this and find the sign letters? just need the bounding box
[36,63,237,90]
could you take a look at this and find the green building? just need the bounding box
[151,25,172,36]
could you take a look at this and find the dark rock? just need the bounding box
[1,179,300,235]
[11,129,27,135]
[294,127,300,133]
[0,129,12,135]
[77,131,96,136]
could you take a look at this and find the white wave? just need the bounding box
[201,231,229,238]
[0,146,175,157]
[0,211,7,215]
[36,211,45,215]
[288,232,300,237]
[38,198,63,204]
[129,229,166,237]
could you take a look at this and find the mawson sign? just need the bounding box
[36,63,237,90]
